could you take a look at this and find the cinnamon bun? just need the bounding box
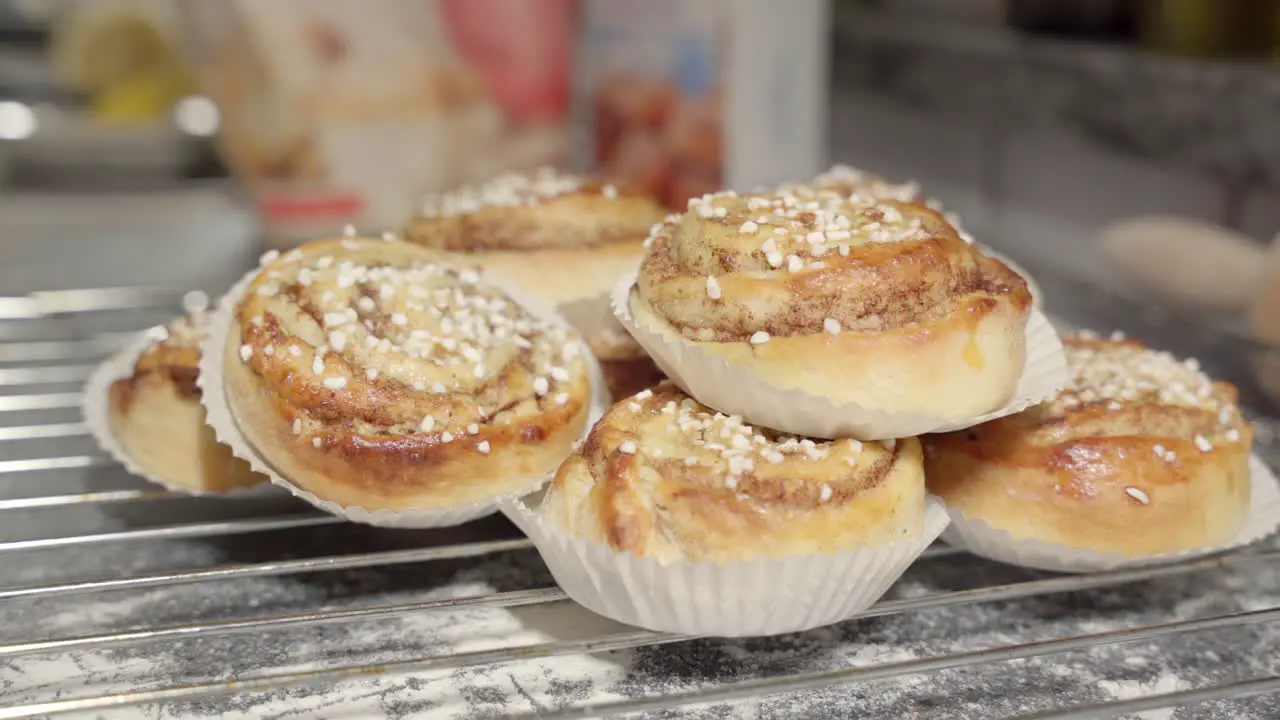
[923,333,1253,556]
[629,189,1033,422]
[108,312,266,493]
[540,381,925,564]
[780,164,925,204]
[221,237,593,511]
[403,167,667,309]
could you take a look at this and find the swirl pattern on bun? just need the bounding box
[629,189,1032,418]
[540,382,925,564]
[223,237,592,511]
[924,332,1253,556]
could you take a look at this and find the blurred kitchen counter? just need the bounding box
[0,182,259,296]
[834,10,1280,189]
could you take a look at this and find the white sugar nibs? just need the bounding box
[391,313,408,326]
[749,331,770,345]
[477,440,491,454]
[706,276,722,300]
[635,389,654,400]
[441,432,455,443]
[420,415,435,432]
[258,249,280,267]
[1194,435,1213,453]
[1125,487,1150,505]
[549,366,571,382]
[766,251,784,268]
[823,318,841,334]
[533,377,550,396]
[760,237,778,254]
[1226,428,1241,443]
[313,437,322,449]
[819,485,833,503]
[555,392,569,405]
[787,255,804,273]
[328,331,346,353]
[366,367,378,380]
[466,423,479,435]
[239,344,253,362]
[684,456,698,466]
[618,440,638,455]
[322,376,347,390]
[311,356,325,375]
[292,419,302,435]
[739,220,758,234]
[146,324,169,343]
[628,402,642,413]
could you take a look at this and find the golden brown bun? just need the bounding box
[924,333,1253,556]
[108,313,265,493]
[588,329,665,401]
[402,168,667,305]
[633,189,1032,418]
[224,237,592,511]
[540,381,925,563]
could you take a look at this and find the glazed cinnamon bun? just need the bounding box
[403,167,667,309]
[221,237,593,511]
[540,382,925,564]
[108,312,266,493]
[628,189,1033,422]
[923,333,1253,556]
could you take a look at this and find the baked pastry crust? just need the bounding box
[108,313,265,493]
[924,333,1253,556]
[223,237,592,511]
[631,189,1032,418]
[402,168,667,306]
[540,381,925,563]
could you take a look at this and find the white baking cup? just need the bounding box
[557,290,626,345]
[501,493,950,637]
[200,265,611,529]
[82,329,275,498]
[612,272,1068,440]
[940,455,1280,574]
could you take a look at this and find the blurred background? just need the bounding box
[2,0,1280,408]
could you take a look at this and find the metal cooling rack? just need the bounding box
[0,285,1277,719]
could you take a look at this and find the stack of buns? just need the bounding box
[83,163,1270,636]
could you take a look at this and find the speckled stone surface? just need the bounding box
[834,13,1280,187]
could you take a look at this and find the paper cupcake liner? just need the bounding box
[612,272,1068,440]
[502,493,950,637]
[199,263,611,529]
[557,289,626,345]
[940,455,1280,574]
[82,329,276,498]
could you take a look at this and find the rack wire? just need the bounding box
[0,285,1276,719]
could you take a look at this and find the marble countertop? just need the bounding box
[834,12,1280,188]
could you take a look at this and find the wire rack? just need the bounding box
[0,285,1278,720]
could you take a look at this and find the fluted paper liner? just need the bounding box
[200,264,611,529]
[82,330,275,498]
[557,291,627,347]
[612,271,1067,440]
[940,455,1280,573]
[502,493,949,637]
